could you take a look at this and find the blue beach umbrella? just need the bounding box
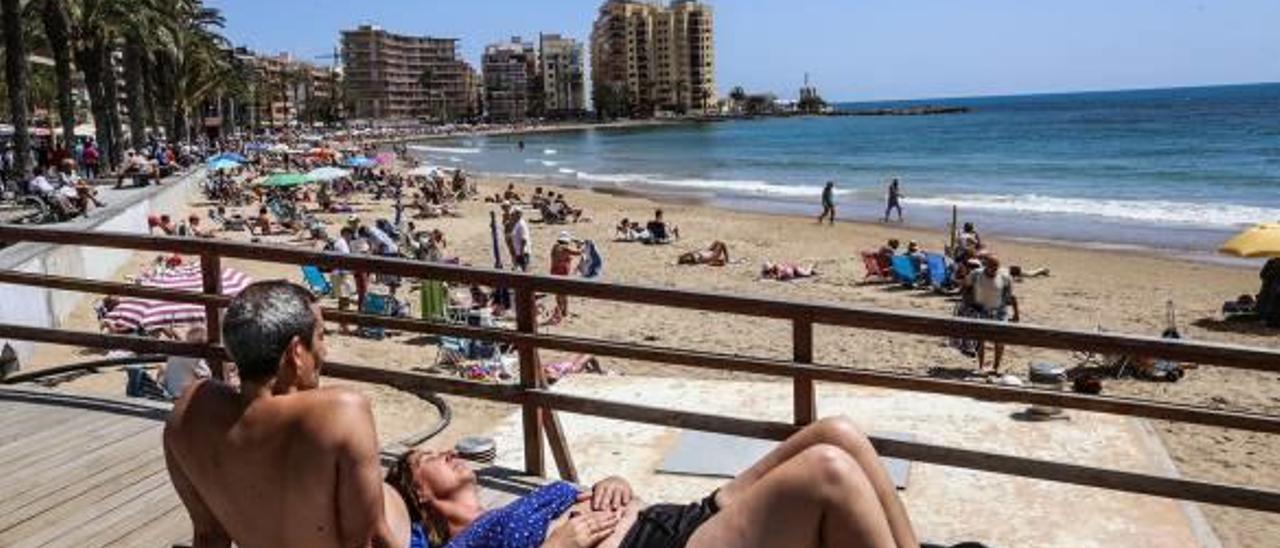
[207,158,241,171]
[344,156,377,168]
[209,152,248,163]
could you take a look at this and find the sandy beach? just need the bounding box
[19,171,1280,546]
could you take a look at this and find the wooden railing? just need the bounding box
[2,224,1280,513]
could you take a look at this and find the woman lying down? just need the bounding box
[388,417,919,548]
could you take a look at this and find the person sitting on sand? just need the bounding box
[554,194,584,223]
[531,187,549,209]
[388,415,918,548]
[762,261,817,281]
[187,215,214,239]
[644,209,679,244]
[615,218,649,242]
[962,254,1020,374]
[502,183,523,204]
[679,241,731,266]
[252,207,272,236]
[164,281,411,548]
[877,239,901,269]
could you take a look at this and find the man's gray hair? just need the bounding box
[221,281,318,382]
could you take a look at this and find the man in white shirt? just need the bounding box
[331,228,356,334]
[509,208,531,272]
[964,255,1020,373]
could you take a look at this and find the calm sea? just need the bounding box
[409,83,1280,253]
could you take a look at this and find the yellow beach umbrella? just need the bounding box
[1220,223,1280,258]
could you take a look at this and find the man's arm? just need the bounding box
[332,392,397,548]
[163,427,231,548]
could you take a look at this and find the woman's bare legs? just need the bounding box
[687,444,896,548]
[715,417,918,547]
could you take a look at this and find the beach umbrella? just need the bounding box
[258,173,313,188]
[207,158,241,171]
[103,264,252,333]
[344,156,377,168]
[306,166,351,182]
[375,152,398,165]
[209,152,248,163]
[1220,223,1280,258]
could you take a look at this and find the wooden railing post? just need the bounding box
[200,253,225,380]
[793,319,816,425]
[515,287,545,477]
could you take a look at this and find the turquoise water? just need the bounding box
[410,83,1280,252]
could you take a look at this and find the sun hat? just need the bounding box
[557,231,572,243]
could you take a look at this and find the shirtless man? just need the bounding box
[164,281,411,548]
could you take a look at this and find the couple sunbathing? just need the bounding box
[165,281,919,548]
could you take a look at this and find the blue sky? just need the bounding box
[208,0,1279,101]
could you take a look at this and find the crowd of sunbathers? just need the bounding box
[163,281,934,548]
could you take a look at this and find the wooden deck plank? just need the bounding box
[0,420,159,518]
[0,414,150,492]
[95,502,188,548]
[0,410,123,463]
[0,403,108,449]
[0,402,68,438]
[1,458,171,548]
[0,389,189,547]
[43,472,181,548]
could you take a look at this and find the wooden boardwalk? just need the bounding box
[0,387,190,548]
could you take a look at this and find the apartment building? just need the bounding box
[539,34,586,117]
[341,25,478,121]
[590,0,715,118]
[482,37,537,123]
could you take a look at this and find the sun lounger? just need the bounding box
[891,255,920,288]
[302,266,332,296]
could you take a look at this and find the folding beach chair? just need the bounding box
[358,293,399,340]
[302,265,332,297]
[925,253,955,293]
[860,251,892,283]
[891,255,920,288]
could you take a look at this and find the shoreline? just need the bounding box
[464,167,1260,270]
[368,117,702,146]
[393,121,1256,263]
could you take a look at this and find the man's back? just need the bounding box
[165,382,387,548]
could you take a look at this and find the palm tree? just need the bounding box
[3,0,31,179]
[39,0,75,149]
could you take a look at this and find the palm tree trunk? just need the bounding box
[3,0,31,178]
[77,45,114,172]
[122,40,147,150]
[40,0,76,149]
[99,45,125,162]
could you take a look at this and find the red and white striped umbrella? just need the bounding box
[102,263,252,334]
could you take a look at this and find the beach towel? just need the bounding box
[419,279,450,322]
[577,240,604,279]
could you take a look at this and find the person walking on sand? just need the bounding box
[884,177,903,223]
[817,181,836,225]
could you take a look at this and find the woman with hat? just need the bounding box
[548,231,582,325]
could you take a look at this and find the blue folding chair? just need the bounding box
[925,253,953,292]
[890,255,920,288]
[302,266,332,296]
[358,294,395,340]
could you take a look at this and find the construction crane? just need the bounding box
[314,47,340,68]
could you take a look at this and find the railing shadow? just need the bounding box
[0,387,169,422]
